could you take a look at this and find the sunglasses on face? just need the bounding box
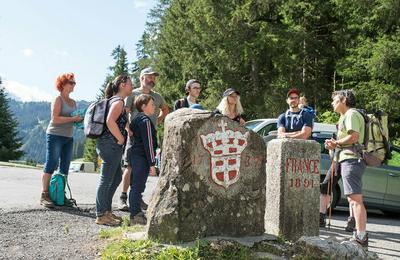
[68,81,76,86]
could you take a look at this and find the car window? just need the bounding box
[259,123,277,137]
[245,120,264,130]
[312,132,335,154]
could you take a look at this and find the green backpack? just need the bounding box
[49,172,74,206]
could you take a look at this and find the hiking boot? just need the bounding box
[106,211,122,223]
[141,199,148,211]
[40,192,54,208]
[95,214,121,226]
[130,212,147,225]
[345,216,356,232]
[319,213,326,228]
[118,193,129,211]
[351,233,369,247]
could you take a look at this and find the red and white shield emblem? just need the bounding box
[200,120,250,188]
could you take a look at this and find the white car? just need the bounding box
[69,161,96,173]
[245,118,336,139]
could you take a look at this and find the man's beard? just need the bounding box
[144,81,155,89]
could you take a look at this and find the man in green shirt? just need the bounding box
[319,89,368,247]
[119,67,169,211]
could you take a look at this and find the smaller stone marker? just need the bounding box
[264,138,320,241]
[145,109,266,243]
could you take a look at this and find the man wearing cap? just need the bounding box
[118,67,169,211]
[174,79,201,110]
[277,88,313,139]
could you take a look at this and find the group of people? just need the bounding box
[39,68,247,226]
[277,88,368,247]
[39,69,368,247]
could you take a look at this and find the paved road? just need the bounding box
[1,166,399,259]
[0,166,158,210]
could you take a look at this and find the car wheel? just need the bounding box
[382,211,400,218]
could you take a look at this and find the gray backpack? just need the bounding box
[84,96,121,139]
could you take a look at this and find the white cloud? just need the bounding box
[21,48,34,57]
[3,80,53,102]
[53,49,70,57]
[133,0,150,9]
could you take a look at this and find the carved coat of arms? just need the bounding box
[200,120,250,188]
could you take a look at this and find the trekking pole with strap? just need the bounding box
[327,155,335,230]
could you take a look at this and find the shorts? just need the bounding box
[341,159,366,195]
[320,161,341,195]
[122,136,132,167]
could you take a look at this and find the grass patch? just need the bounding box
[99,216,144,240]
[0,161,40,169]
[100,235,254,259]
[388,150,400,167]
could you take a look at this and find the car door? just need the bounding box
[361,165,388,205]
[383,164,400,208]
[259,123,277,137]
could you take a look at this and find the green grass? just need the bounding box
[387,150,400,167]
[0,161,40,169]
[99,225,254,260]
[101,239,254,260]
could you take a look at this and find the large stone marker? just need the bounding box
[264,138,320,241]
[146,108,266,243]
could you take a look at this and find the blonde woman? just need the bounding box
[215,88,245,125]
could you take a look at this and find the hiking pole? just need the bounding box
[327,156,334,230]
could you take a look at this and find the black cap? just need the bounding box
[223,88,240,97]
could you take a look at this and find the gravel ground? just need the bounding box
[0,205,129,260]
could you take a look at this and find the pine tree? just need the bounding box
[0,78,24,161]
[83,46,130,168]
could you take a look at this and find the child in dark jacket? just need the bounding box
[128,94,157,225]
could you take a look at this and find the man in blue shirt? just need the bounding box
[277,88,313,139]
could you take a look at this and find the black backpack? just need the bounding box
[84,96,121,139]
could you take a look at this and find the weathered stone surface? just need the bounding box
[265,138,320,241]
[146,109,266,243]
[294,236,379,259]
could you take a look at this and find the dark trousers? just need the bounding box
[129,155,150,217]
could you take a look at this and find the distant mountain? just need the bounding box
[8,99,90,163]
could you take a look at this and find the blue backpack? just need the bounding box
[49,172,74,206]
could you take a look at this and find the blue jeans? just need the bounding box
[43,134,73,174]
[96,139,123,217]
[129,154,150,217]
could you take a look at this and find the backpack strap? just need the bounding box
[62,173,79,209]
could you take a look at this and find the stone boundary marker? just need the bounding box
[146,109,266,243]
[265,138,320,241]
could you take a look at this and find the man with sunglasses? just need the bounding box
[277,88,313,139]
[119,67,169,211]
[174,79,202,110]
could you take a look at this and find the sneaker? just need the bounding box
[141,199,148,211]
[351,233,369,247]
[106,211,122,223]
[130,212,147,225]
[95,214,121,226]
[40,192,54,208]
[119,193,129,211]
[319,213,326,228]
[345,216,356,232]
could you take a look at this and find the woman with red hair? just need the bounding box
[40,73,81,208]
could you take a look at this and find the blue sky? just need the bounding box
[0,0,157,102]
